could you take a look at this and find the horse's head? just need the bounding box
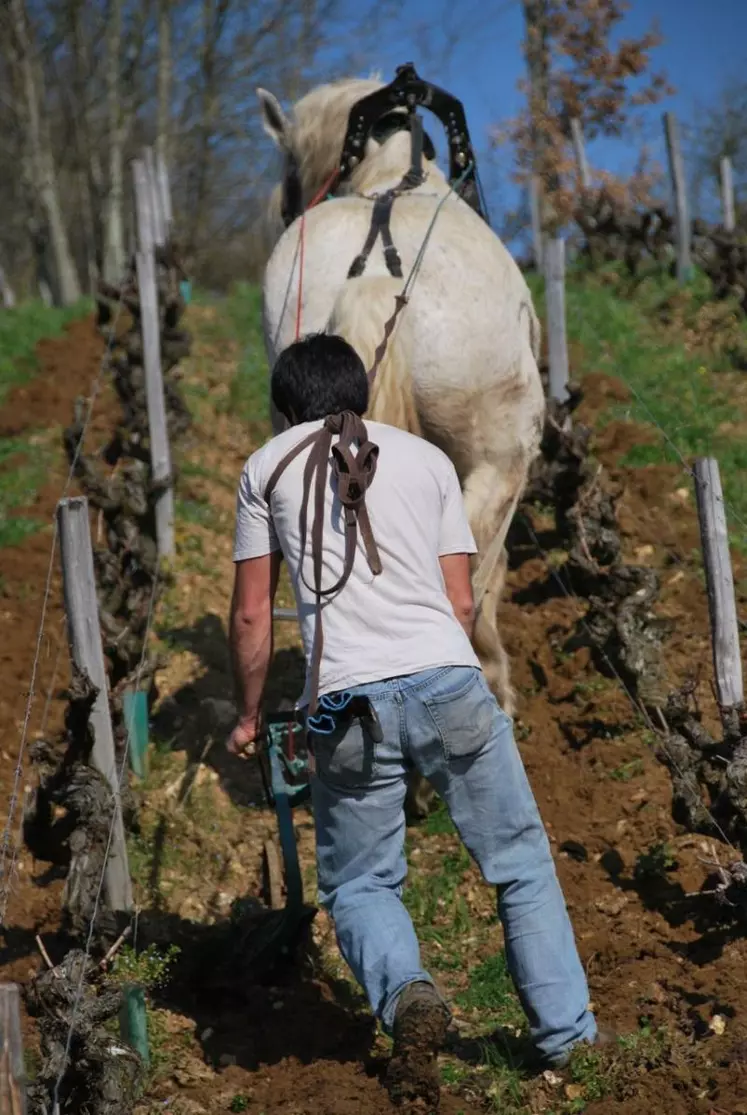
[258,78,384,227]
[257,77,440,231]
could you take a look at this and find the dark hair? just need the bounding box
[271,333,369,424]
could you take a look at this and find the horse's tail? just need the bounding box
[327,275,421,436]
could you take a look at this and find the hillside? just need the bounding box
[1,266,746,1115]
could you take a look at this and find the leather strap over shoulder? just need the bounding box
[262,412,382,714]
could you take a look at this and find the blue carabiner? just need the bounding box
[306,711,338,735]
[321,691,353,712]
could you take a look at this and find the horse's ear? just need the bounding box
[257,87,289,148]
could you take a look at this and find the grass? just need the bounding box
[0,296,91,404]
[0,297,91,546]
[456,953,525,1030]
[529,262,747,550]
[193,283,269,435]
[609,757,645,782]
[0,435,53,546]
[175,495,223,531]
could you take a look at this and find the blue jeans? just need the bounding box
[309,665,597,1066]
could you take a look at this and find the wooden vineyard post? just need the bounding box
[663,112,693,284]
[132,159,175,559]
[273,607,299,622]
[143,146,166,248]
[544,237,570,404]
[0,261,16,309]
[0,983,26,1115]
[529,176,543,271]
[720,156,736,233]
[156,151,173,234]
[570,118,591,192]
[57,497,134,913]
[693,458,744,710]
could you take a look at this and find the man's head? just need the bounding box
[271,333,369,426]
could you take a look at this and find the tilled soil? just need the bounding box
[0,315,120,1023]
[2,311,747,1115]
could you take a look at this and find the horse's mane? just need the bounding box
[288,76,384,200]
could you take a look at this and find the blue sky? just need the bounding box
[352,0,747,234]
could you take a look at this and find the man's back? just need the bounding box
[234,419,480,705]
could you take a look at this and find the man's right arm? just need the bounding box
[437,458,479,640]
[439,552,476,639]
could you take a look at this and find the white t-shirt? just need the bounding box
[233,418,480,707]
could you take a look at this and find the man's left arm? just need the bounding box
[228,551,282,755]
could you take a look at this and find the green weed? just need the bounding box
[567,1044,609,1103]
[457,953,525,1031]
[422,800,457,836]
[634,841,677,881]
[404,844,470,929]
[476,1038,526,1111]
[110,943,180,990]
[609,758,645,781]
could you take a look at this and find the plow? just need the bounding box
[252,692,385,962]
[256,709,313,953]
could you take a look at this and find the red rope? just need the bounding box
[295,169,340,340]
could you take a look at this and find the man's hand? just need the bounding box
[227,714,262,758]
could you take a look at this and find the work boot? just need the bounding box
[385,981,451,1111]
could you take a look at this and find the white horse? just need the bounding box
[257,76,545,809]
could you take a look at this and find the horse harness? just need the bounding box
[282,62,489,289]
[280,63,486,231]
[262,411,382,720]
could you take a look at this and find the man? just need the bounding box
[228,333,597,1110]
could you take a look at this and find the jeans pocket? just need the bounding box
[312,718,376,790]
[423,667,501,760]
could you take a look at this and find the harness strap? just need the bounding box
[367,294,409,387]
[347,193,403,280]
[264,412,382,715]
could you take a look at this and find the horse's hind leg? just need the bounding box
[405,461,527,822]
[472,551,513,713]
[463,459,528,718]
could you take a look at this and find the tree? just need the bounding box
[156,0,171,170]
[0,0,485,295]
[3,0,82,303]
[499,0,674,234]
[102,0,126,283]
[689,78,747,226]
